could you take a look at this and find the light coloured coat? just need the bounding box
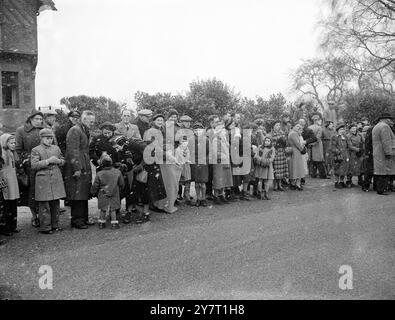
[372,121,395,175]
[31,144,66,201]
[114,122,142,140]
[0,134,20,200]
[288,130,305,179]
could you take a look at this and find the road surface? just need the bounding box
[0,178,394,300]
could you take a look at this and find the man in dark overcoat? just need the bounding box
[64,111,95,229]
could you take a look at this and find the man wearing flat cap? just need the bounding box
[40,106,59,144]
[133,109,152,138]
[115,109,141,140]
[372,113,395,195]
[64,110,95,229]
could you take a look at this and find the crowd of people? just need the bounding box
[0,105,394,244]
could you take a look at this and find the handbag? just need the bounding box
[136,169,148,184]
[17,171,29,187]
[284,147,293,156]
[0,177,8,190]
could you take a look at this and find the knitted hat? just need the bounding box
[99,153,113,167]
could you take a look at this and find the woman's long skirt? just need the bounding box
[273,148,289,179]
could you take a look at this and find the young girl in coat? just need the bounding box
[254,137,276,200]
[31,129,66,235]
[91,154,125,229]
[0,134,20,235]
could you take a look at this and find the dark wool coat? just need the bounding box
[143,127,167,202]
[91,167,124,211]
[302,127,318,147]
[347,132,364,176]
[55,121,73,155]
[331,134,350,176]
[190,134,209,183]
[322,127,336,165]
[15,123,45,207]
[372,121,395,175]
[89,134,120,168]
[64,124,92,201]
[31,144,66,201]
[364,127,374,175]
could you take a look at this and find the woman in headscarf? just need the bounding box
[270,121,289,191]
[15,109,44,227]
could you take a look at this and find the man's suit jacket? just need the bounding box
[115,122,141,140]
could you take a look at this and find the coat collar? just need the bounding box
[24,122,43,133]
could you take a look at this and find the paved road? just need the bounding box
[1,179,394,300]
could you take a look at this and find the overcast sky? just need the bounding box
[36,0,321,108]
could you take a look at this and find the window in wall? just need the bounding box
[2,71,19,108]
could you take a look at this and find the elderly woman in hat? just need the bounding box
[31,129,66,234]
[143,114,168,212]
[89,121,120,173]
[331,123,350,189]
[15,109,45,227]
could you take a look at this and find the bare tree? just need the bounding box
[291,57,354,111]
[319,0,395,73]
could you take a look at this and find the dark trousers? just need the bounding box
[310,161,327,178]
[70,200,89,226]
[206,165,213,197]
[363,172,374,190]
[2,200,18,232]
[39,200,60,232]
[375,175,388,194]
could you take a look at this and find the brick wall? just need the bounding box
[0,54,35,132]
[0,0,38,54]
